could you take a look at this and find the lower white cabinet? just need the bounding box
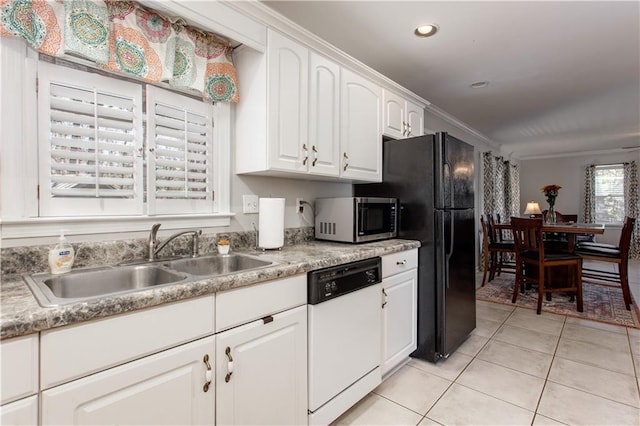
[0,395,38,426]
[216,305,307,426]
[41,336,215,425]
[381,261,418,376]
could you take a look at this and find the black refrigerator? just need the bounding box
[354,132,476,362]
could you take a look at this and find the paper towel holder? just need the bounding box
[252,222,283,251]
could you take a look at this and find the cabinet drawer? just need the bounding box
[381,249,418,278]
[41,295,214,389]
[216,274,306,332]
[0,334,38,405]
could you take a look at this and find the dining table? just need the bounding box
[494,221,605,252]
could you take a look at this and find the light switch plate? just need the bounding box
[242,195,259,213]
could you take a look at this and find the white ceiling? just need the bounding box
[262,1,640,159]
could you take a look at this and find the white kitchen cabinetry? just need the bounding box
[215,274,308,425]
[39,296,215,425]
[216,305,307,425]
[341,68,382,181]
[382,89,424,139]
[381,249,418,377]
[0,334,39,425]
[42,336,215,425]
[235,29,381,182]
[308,51,341,177]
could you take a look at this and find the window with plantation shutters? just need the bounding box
[38,61,144,216]
[147,86,214,214]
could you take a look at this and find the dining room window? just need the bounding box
[594,164,625,223]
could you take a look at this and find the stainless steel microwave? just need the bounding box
[315,197,398,243]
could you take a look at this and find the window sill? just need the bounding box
[0,214,234,241]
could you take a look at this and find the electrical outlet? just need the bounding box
[296,198,304,214]
[243,195,259,213]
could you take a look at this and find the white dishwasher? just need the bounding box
[307,257,382,426]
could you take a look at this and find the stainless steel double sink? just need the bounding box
[24,253,275,307]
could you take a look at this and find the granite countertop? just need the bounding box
[1,239,420,340]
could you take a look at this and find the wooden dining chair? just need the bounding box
[575,216,635,310]
[510,217,583,314]
[480,215,515,286]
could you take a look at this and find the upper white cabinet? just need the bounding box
[382,89,424,139]
[340,68,382,181]
[308,52,341,177]
[266,30,309,173]
[235,29,381,182]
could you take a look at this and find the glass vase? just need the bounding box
[547,205,556,224]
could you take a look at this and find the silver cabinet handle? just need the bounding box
[397,259,407,265]
[343,152,349,171]
[302,144,309,166]
[203,354,212,392]
[312,145,318,167]
[402,121,407,137]
[382,287,388,308]
[407,123,412,137]
[224,347,234,383]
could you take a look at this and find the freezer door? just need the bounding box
[434,133,475,209]
[434,208,476,358]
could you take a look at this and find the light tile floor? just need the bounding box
[332,260,640,425]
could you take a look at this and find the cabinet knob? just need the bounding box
[203,354,212,392]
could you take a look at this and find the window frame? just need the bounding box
[593,163,625,225]
[0,38,232,242]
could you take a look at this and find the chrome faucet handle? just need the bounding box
[148,223,162,261]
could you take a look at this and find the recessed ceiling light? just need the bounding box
[414,24,439,38]
[470,81,489,89]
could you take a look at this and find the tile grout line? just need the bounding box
[530,314,569,425]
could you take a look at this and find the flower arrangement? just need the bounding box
[541,184,562,223]
[217,235,230,254]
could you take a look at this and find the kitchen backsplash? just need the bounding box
[1,227,314,277]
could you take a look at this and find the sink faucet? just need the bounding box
[147,223,202,261]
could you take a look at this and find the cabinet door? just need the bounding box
[382,89,406,139]
[42,337,215,425]
[216,305,307,426]
[308,52,340,177]
[0,395,38,426]
[267,30,309,173]
[382,269,418,376]
[405,100,424,137]
[340,68,382,182]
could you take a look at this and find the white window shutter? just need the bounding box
[147,86,214,215]
[37,61,144,216]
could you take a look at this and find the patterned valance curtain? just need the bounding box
[482,152,520,222]
[0,0,239,102]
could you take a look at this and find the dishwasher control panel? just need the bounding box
[307,257,381,305]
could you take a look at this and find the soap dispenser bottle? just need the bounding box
[48,231,75,274]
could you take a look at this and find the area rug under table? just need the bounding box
[476,274,640,328]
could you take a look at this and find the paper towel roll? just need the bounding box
[258,198,285,249]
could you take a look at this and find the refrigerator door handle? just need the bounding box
[444,162,453,209]
[445,211,455,289]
